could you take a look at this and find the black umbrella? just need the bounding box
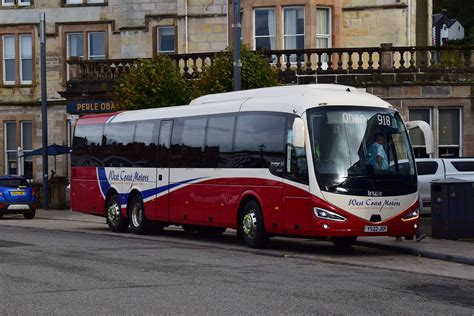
[24,143,72,172]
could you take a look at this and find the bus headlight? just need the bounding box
[313,207,346,222]
[402,208,419,221]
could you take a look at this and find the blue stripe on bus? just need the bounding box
[97,167,204,203]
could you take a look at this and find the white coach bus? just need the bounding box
[71,84,433,248]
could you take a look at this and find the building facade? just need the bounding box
[3,0,470,186]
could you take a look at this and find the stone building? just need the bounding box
[3,0,469,185]
[0,0,229,181]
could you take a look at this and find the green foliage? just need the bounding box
[114,56,192,110]
[194,45,278,97]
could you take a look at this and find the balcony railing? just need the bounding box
[66,44,474,94]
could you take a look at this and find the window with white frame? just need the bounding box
[439,108,461,158]
[157,27,175,54]
[20,34,32,84]
[254,8,276,51]
[2,0,15,6]
[2,0,31,6]
[66,33,84,79]
[283,7,305,63]
[409,108,432,158]
[67,33,84,59]
[4,122,17,175]
[65,0,105,4]
[64,30,106,81]
[20,121,33,178]
[316,7,332,66]
[2,35,15,84]
[88,32,105,60]
[2,33,33,85]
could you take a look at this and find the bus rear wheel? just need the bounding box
[241,200,268,249]
[331,236,357,248]
[106,194,128,233]
[129,195,151,235]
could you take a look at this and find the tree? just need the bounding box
[194,45,278,97]
[114,55,192,110]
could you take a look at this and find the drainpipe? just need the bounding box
[226,1,229,47]
[407,0,412,46]
[185,0,189,53]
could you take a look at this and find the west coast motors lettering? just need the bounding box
[348,199,401,207]
[108,170,149,183]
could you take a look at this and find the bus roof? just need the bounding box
[79,84,393,124]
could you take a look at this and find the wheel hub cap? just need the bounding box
[131,204,142,227]
[107,203,120,224]
[243,211,257,238]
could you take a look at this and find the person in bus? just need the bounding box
[367,133,388,173]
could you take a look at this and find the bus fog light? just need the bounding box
[414,224,418,229]
[402,208,419,221]
[314,207,346,222]
[323,224,329,230]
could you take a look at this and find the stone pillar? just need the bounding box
[380,43,394,70]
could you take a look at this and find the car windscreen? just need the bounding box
[0,179,29,188]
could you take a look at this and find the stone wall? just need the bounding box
[341,0,432,47]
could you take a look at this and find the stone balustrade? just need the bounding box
[65,44,474,95]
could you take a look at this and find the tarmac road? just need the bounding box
[0,211,473,315]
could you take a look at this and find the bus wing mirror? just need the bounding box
[292,118,305,148]
[406,120,434,155]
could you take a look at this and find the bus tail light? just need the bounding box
[313,207,346,222]
[402,208,419,221]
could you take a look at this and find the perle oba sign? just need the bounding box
[67,100,117,114]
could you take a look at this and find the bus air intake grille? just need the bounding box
[370,215,382,223]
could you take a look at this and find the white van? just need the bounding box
[416,158,474,205]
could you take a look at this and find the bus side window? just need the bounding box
[171,117,207,168]
[233,113,286,168]
[72,123,104,167]
[133,121,158,167]
[205,114,236,168]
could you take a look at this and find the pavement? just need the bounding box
[30,209,474,267]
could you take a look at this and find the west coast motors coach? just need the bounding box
[71,84,433,248]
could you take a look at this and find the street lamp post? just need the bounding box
[40,13,49,210]
[232,0,241,91]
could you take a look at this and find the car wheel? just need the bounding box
[331,236,357,248]
[129,195,151,235]
[241,200,268,248]
[23,209,36,220]
[106,194,128,233]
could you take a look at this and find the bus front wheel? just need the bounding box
[106,194,128,233]
[129,195,151,235]
[241,200,268,249]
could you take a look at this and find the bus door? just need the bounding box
[282,141,311,235]
[156,120,173,221]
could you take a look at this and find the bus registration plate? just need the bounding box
[364,225,387,233]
